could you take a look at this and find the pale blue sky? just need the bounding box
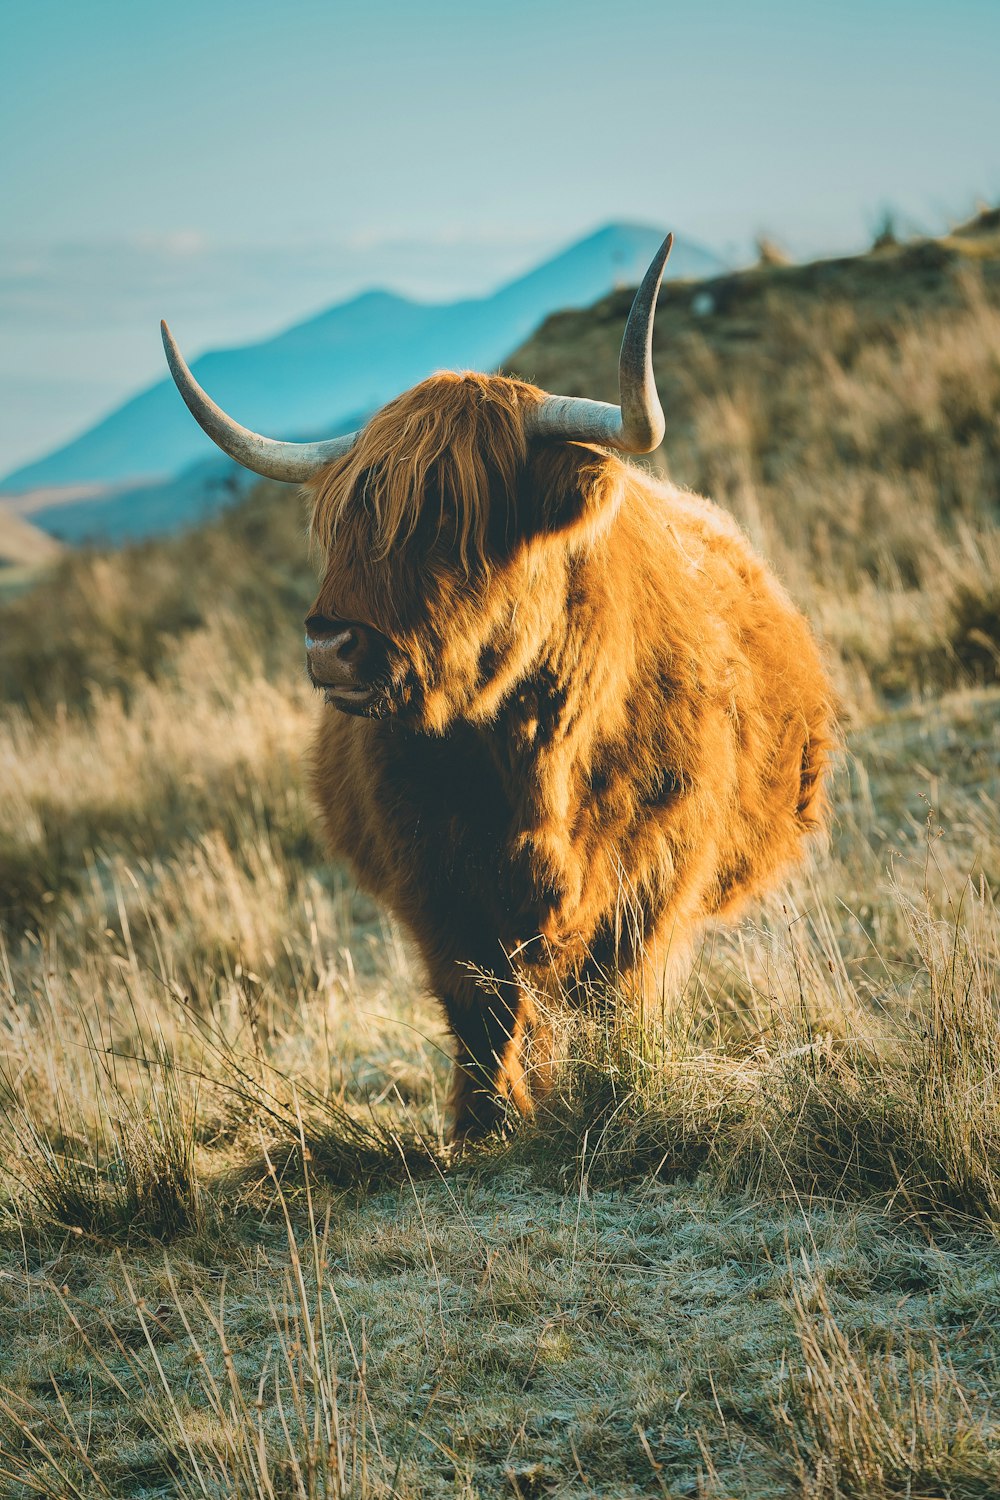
[2,0,998,475]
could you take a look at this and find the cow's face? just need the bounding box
[305,374,625,733]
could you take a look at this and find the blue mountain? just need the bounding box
[2,224,722,503]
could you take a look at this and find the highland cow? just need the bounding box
[162,236,835,1138]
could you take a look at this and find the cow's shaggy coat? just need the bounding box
[307,372,835,1135]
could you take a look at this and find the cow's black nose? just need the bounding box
[306,616,360,659]
[305,616,377,697]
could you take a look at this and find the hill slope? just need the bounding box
[1,224,721,495]
[0,508,62,570]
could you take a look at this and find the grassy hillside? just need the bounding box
[510,206,1000,711]
[0,215,998,1497]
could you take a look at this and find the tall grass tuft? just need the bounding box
[512,878,1000,1229]
[0,1017,203,1244]
[779,1272,1000,1498]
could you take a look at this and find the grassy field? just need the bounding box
[0,211,999,1497]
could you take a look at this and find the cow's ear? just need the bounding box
[522,444,626,549]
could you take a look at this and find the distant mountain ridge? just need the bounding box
[2,224,722,506]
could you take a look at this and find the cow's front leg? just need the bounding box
[442,986,551,1140]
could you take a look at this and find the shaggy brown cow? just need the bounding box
[162,236,835,1137]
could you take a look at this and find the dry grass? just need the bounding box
[506,868,1000,1231]
[0,216,998,1495]
[780,1275,999,1498]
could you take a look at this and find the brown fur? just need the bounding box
[307,372,836,1136]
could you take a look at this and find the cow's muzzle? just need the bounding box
[305,615,388,713]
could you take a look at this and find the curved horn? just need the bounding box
[526,232,672,453]
[160,321,358,482]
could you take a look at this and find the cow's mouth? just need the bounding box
[317,679,402,719]
[322,683,377,714]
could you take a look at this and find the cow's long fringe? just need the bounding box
[309,372,535,577]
